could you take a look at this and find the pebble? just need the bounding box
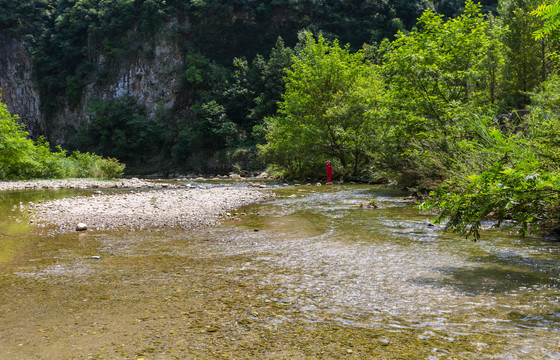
[76,223,88,231]
[32,187,271,234]
[0,179,180,191]
[379,338,391,346]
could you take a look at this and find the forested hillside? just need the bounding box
[1,0,497,172]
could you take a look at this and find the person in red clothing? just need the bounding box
[325,160,333,184]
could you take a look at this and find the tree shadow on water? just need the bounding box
[410,254,560,296]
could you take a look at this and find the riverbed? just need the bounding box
[0,181,559,359]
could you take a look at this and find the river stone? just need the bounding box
[379,338,391,346]
[359,201,378,209]
[76,223,88,231]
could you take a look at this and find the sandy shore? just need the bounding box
[23,186,271,233]
[0,178,181,191]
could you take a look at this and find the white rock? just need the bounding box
[76,223,88,231]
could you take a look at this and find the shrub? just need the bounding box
[97,157,125,179]
[0,96,125,180]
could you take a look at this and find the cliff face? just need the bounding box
[0,37,43,138]
[49,25,184,145]
[1,23,184,146]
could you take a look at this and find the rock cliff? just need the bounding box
[0,37,43,138]
[0,23,184,146]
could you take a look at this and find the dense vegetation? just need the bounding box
[261,0,560,239]
[0,97,124,179]
[4,0,560,238]
[259,32,385,180]
[2,0,497,170]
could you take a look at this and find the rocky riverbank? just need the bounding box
[0,178,175,191]
[25,186,271,233]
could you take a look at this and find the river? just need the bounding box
[0,182,559,359]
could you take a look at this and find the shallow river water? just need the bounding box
[0,182,559,359]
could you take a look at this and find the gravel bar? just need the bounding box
[0,178,176,191]
[29,187,271,233]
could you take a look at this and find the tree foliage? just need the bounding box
[377,0,505,189]
[0,96,123,179]
[421,131,560,240]
[259,32,386,179]
[0,0,51,40]
[499,0,548,108]
[532,0,560,39]
[81,96,162,164]
[410,0,560,239]
[249,37,294,128]
[383,1,504,116]
[421,73,560,239]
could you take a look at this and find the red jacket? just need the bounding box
[325,161,333,179]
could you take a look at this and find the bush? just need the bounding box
[67,151,100,178]
[66,152,125,179]
[0,100,43,179]
[97,157,125,179]
[0,97,125,180]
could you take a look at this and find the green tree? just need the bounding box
[249,37,294,128]
[82,96,162,164]
[0,0,51,40]
[222,57,254,131]
[195,100,239,151]
[378,0,505,188]
[525,74,560,167]
[499,0,549,108]
[259,32,385,179]
[422,75,560,239]
[531,0,560,65]
[382,0,504,119]
[0,98,40,178]
[533,0,560,39]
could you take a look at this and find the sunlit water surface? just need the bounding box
[202,184,560,358]
[0,182,559,358]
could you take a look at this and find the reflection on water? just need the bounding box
[0,183,559,358]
